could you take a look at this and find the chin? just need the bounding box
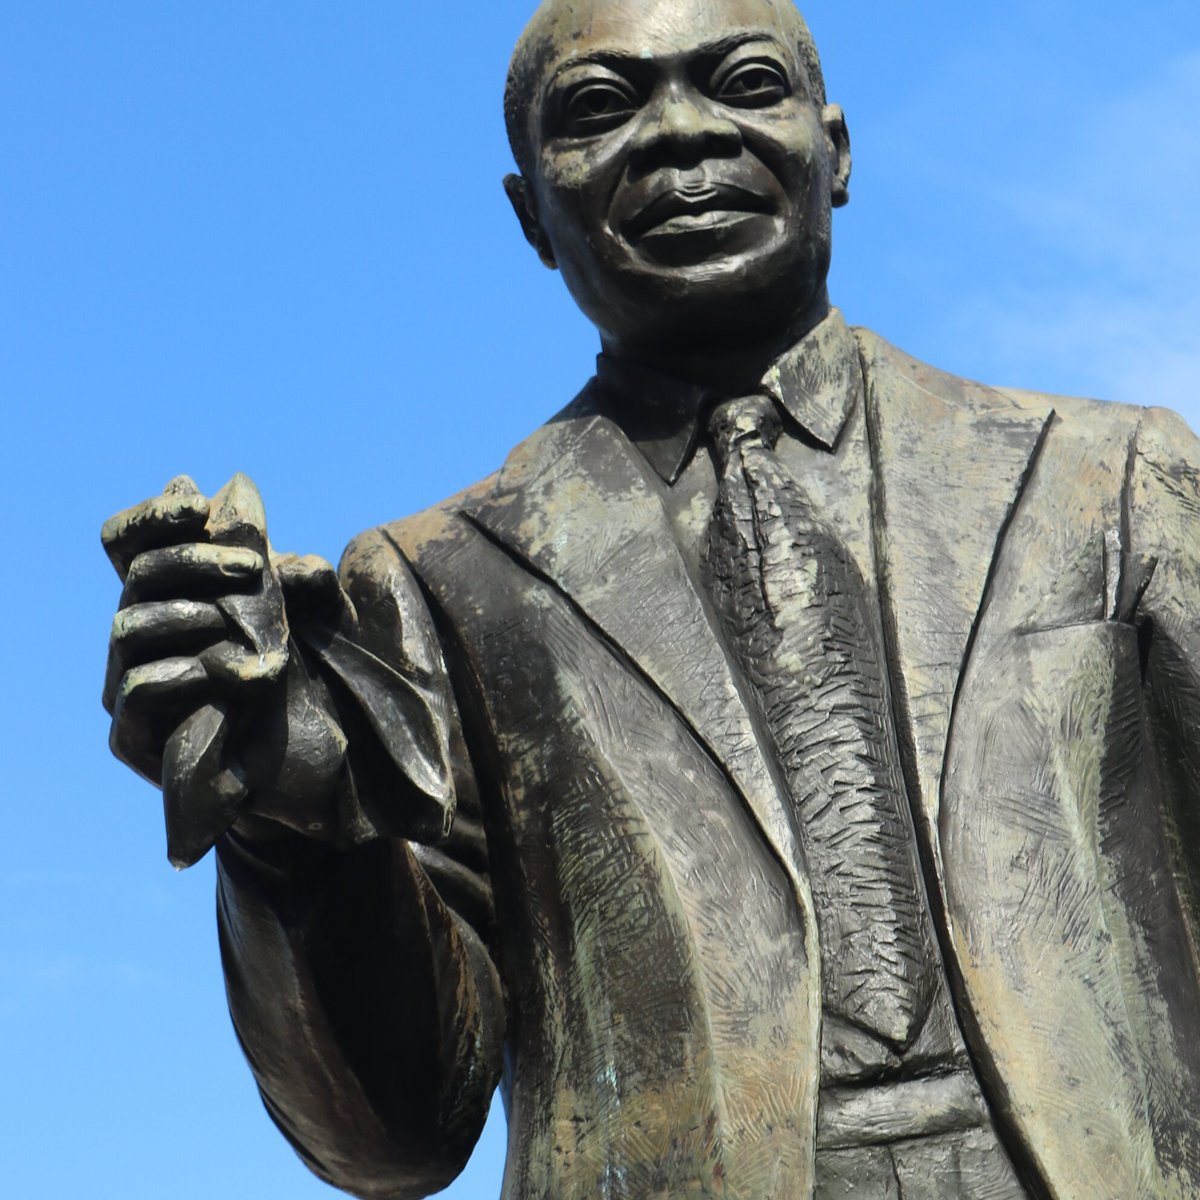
[558,216,830,353]
[612,249,828,351]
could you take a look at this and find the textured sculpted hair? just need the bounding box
[504,1,828,177]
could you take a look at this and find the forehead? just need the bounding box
[523,0,804,66]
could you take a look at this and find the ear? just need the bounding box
[821,104,852,208]
[504,174,557,270]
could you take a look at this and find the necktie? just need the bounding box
[703,394,936,1050]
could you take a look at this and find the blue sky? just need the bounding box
[2,2,1197,1197]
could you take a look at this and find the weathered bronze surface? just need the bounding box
[103,2,1200,1196]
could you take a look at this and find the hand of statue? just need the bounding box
[103,474,351,866]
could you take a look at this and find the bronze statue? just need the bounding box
[101,1,1200,1196]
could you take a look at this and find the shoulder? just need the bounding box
[1132,404,1200,529]
[852,324,1166,446]
[338,473,499,601]
[1134,402,1200,466]
[340,380,604,588]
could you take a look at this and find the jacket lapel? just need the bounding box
[858,329,1055,870]
[465,340,1055,929]
[462,399,814,916]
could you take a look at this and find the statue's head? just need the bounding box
[504,0,851,360]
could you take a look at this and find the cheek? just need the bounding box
[538,135,627,198]
[539,151,593,195]
[537,126,637,213]
[742,117,826,194]
[537,171,630,264]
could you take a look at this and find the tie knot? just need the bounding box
[707,395,782,464]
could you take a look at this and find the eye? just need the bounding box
[561,80,639,136]
[715,61,789,108]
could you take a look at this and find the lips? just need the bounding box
[623,183,775,240]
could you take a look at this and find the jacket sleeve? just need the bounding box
[215,526,506,1200]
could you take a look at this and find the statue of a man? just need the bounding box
[102,1,1200,1196]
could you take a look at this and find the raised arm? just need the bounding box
[103,479,506,1199]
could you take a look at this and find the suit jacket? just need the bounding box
[216,328,1200,1200]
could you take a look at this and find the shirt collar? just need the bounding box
[595,308,861,484]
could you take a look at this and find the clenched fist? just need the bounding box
[103,474,353,866]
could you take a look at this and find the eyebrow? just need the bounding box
[547,30,783,87]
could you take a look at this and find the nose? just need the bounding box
[627,85,742,172]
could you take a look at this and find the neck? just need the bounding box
[602,293,832,394]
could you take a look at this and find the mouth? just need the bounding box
[623,184,776,241]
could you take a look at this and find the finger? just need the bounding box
[207,474,268,553]
[104,600,227,710]
[121,543,264,605]
[101,476,211,581]
[109,656,211,780]
[112,600,227,660]
[218,585,289,662]
[275,552,339,595]
[199,639,288,686]
[275,552,356,630]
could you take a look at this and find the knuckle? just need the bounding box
[125,546,178,583]
[111,605,153,641]
[110,609,131,642]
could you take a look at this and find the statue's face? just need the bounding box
[508,0,849,354]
